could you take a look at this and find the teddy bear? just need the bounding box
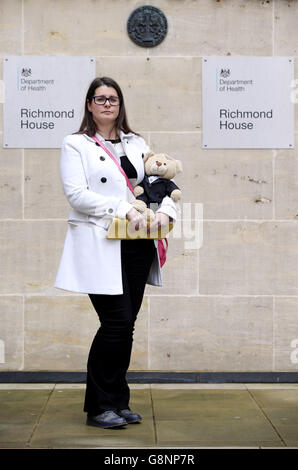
[132,151,182,220]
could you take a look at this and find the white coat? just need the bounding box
[54,131,177,295]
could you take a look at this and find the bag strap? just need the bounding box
[91,135,134,195]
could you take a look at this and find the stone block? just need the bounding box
[129,296,149,370]
[275,134,298,220]
[148,0,272,57]
[0,136,23,218]
[23,0,146,56]
[275,0,298,55]
[24,295,97,370]
[149,132,273,219]
[274,297,298,371]
[97,56,201,132]
[24,294,149,371]
[0,296,24,371]
[24,148,68,219]
[0,220,67,294]
[0,0,22,55]
[146,234,199,296]
[199,221,298,295]
[149,296,273,371]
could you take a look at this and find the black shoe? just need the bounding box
[86,410,127,429]
[118,409,142,424]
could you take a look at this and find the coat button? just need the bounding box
[101,177,107,183]
[100,156,105,161]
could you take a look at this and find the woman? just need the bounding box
[54,77,177,429]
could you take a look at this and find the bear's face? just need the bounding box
[143,152,182,180]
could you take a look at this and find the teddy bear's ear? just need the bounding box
[143,151,155,163]
[175,160,183,174]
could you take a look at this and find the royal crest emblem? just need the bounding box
[21,68,32,77]
[220,68,230,78]
[127,6,168,47]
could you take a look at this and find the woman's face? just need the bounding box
[87,85,120,128]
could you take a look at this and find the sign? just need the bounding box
[202,56,294,149]
[3,56,95,148]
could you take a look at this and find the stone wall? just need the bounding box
[1,0,298,373]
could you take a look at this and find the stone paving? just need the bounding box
[1,384,298,448]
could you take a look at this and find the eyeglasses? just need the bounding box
[92,95,120,106]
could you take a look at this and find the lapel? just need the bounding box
[83,132,144,186]
[119,131,144,185]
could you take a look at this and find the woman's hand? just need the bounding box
[126,207,147,232]
[147,212,171,234]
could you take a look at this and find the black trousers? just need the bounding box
[84,238,156,415]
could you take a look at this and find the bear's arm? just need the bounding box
[166,179,180,195]
[135,180,150,206]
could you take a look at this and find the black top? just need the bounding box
[136,174,180,206]
[105,138,137,179]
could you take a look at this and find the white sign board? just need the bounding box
[202,56,294,149]
[3,56,95,148]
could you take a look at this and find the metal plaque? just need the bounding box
[127,5,167,47]
[3,56,95,148]
[202,56,294,149]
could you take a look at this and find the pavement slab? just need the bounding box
[30,388,155,448]
[0,389,53,447]
[0,385,297,448]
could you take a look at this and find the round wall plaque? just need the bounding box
[127,5,168,48]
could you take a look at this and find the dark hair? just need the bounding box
[76,76,138,137]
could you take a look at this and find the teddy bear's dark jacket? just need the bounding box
[136,174,180,207]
